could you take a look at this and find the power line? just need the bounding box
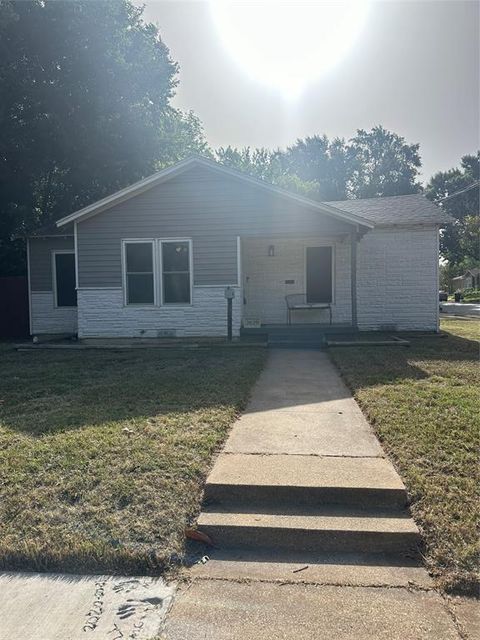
[436,180,480,203]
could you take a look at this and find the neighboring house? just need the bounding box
[452,268,480,291]
[27,156,451,339]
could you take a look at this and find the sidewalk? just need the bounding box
[440,302,480,317]
[0,572,174,640]
[165,350,472,639]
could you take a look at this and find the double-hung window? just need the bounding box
[123,239,192,306]
[161,240,191,305]
[124,241,155,305]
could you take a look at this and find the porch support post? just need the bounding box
[350,228,358,328]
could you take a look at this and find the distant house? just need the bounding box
[26,156,451,339]
[452,268,480,291]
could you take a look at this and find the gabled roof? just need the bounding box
[54,156,451,231]
[55,156,374,229]
[453,268,480,279]
[329,193,452,226]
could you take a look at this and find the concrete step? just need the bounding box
[268,342,324,350]
[197,510,421,554]
[268,333,325,342]
[204,454,408,510]
[189,547,432,588]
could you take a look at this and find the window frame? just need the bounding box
[158,238,193,307]
[52,250,77,308]
[304,244,335,305]
[121,238,193,308]
[122,239,157,307]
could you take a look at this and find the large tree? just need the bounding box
[425,152,479,271]
[280,135,351,201]
[0,0,208,275]
[347,126,422,198]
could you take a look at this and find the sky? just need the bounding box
[139,0,480,183]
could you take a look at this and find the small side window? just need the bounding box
[54,253,77,307]
[124,242,154,305]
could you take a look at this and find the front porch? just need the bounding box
[239,234,359,331]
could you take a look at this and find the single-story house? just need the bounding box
[452,268,480,291]
[27,156,451,339]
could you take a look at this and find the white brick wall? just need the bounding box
[77,286,242,338]
[242,237,351,324]
[242,228,439,331]
[357,227,439,331]
[31,292,78,335]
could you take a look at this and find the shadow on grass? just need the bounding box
[0,347,265,436]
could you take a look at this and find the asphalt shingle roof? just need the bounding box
[329,193,452,226]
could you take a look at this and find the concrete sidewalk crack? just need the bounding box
[221,451,384,459]
[188,574,435,593]
[440,594,470,640]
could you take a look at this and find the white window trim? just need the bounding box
[121,239,157,307]
[158,238,193,307]
[304,244,336,305]
[121,238,193,307]
[52,250,78,308]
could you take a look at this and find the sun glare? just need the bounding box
[210,1,370,98]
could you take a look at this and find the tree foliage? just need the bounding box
[0,0,208,275]
[347,126,421,198]
[425,153,479,270]
[280,135,351,200]
[215,146,321,199]
[216,126,422,203]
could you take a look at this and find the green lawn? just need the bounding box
[0,345,265,574]
[330,318,479,594]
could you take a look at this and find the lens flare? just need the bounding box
[210,1,370,98]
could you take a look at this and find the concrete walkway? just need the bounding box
[165,350,472,639]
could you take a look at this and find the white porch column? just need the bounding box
[350,229,358,328]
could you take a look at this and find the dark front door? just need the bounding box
[306,246,332,303]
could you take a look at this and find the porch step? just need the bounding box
[267,333,326,348]
[204,454,408,510]
[240,324,356,336]
[267,338,325,348]
[268,342,324,349]
[197,510,420,554]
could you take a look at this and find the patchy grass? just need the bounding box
[330,318,479,595]
[0,345,265,574]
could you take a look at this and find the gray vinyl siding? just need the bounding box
[29,236,75,291]
[77,166,353,288]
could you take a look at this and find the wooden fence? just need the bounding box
[0,276,29,338]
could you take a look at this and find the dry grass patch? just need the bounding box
[0,345,265,574]
[330,318,479,594]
